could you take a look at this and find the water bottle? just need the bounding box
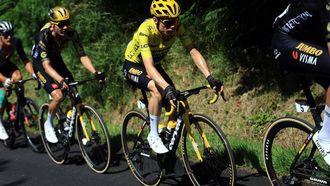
[64,110,72,131]
[164,120,176,141]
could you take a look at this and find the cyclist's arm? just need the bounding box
[144,57,169,90]
[16,38,35,76]
[70,30,97,74]
[188,46,211,78]
[42,60,65,83]
[80,55,97,74]
[0,73,8,83]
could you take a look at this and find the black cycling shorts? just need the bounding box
[33,54,74,94]
[123,60,174,91]
[272,30,330,89]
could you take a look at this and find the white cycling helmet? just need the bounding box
[0,21,14,34]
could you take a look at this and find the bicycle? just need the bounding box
[38,78,111,173]
[263,76,330,185]
[122,85,237,186]
[1,78,42,152]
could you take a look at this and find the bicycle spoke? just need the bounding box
[76,105,111,174]
[122,110,162,186]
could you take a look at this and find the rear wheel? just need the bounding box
[181,114,236,186]
[76,105,111,173]
[122,110,162,186]
[39,103,68,164]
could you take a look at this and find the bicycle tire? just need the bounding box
[39,103,68,164]
[21,97,44,152]
[2,119,15,149]
[76,104,111,174]
[181,114,237,186]
[263,116,330,186]
[122,110,162,186]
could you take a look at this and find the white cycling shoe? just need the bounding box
[0,124,9,140]
[44,121,58,143]
[313,131,330,165]
[147,134,169,154]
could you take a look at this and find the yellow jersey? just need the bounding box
[124,18,192,64]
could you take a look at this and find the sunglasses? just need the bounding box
[159,18,178,27]
[56,20,70,29]
[1,31,13,38]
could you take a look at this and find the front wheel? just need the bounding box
[76,105,111,174]
[21,97,43,152]
[39,103,68,164]
[181,114,236,186]
[263,116,329,186]
[121,110,162,186]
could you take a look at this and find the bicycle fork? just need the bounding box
[77,106,97,144]
[185,114,214,163]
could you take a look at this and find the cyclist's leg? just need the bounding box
[123,61,168,154]
[272,30,330,164]
[33,60,64,143]
[0,63,17,140]
[156,65,177,135]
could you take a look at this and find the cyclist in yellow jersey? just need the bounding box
[123,0,223,154]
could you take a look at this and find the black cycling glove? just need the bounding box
[207,75,223,91]
[59,78,69,89]
[164,85,179,102]
[94,71,106,82]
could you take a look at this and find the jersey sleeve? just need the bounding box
[69,30,87,57]
[15,38,29,62]
[138,25,153,60]
[34,31,50,62]
[177,23,193,48]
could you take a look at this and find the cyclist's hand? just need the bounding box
[4,78,11,88]
[207,75,223,92]
[164,85,179,107]
[59,78,69,90]
[94,71,106,84]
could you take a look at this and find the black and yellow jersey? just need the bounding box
[124,18,193,64]
[274,0,330,45]
[32,23,86,63]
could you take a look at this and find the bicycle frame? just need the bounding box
[139,85,221,160]
[288,76,324,179]
[59,81,99,143]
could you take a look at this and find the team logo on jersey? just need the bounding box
[295,43,323,56]
[41,52,47,58]
[273,49,281,59]
[292,51,298,60]
[292,50,317,66]
[128,68,143,76]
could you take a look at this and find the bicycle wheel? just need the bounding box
[2,120,15,149]
[76,105,111,173]
[21,97,44,152]
[122,110,162,186]
[181,114,236,186]
[39,103,68,164]
[263,116,330,186]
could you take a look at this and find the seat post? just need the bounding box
[300,76,316,107]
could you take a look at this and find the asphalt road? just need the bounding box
[0,140,272,186]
